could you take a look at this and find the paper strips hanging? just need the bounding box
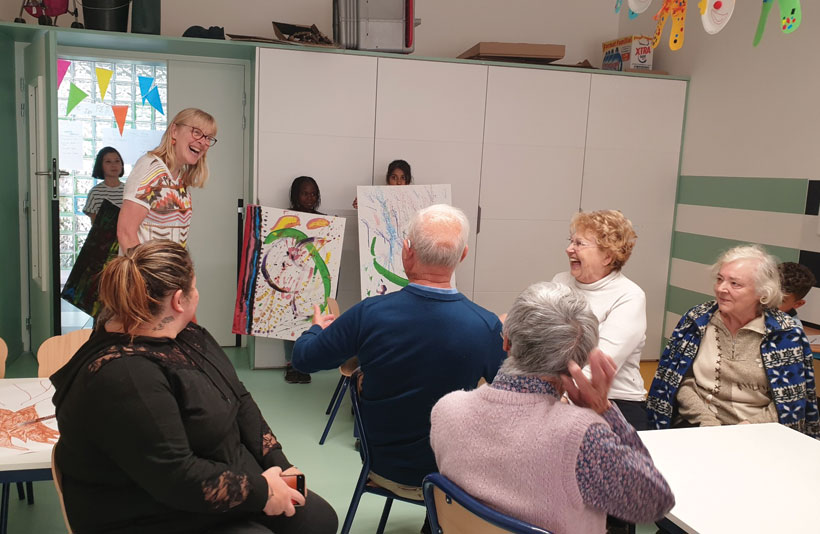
[652,0,687,51]
[111,105,129,135]
[66,83,88,116]
[57,59,70,89]
[144,86,164,115]
[95,68,113,101]
[138,76,154,104]
[754,0,801,46]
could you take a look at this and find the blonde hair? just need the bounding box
[150,108,217,188]
[98,240,195,335]
[570,210,637,271]
[712,244,783,309]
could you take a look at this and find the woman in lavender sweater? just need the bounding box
[430,282,674,534]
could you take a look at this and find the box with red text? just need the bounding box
[602,35,653,71]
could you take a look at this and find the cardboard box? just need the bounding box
[602,35,653,71]
[458,42,565,65]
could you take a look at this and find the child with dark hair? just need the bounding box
[352,159,412,208]
[84,147,125,223]
[778,262,817,328]
[289,176,322,214]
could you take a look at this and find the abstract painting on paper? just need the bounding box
[357,184,451,299]
[0,379,59,457]
[233,206,346,340]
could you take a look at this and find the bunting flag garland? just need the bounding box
[111,105,129,135]
[138,76,154,104]
[144,86,164,115]
[95,68,113,101]
[66,83,88,116]
[57,59,71,89]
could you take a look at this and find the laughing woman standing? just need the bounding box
[117,108,217,252]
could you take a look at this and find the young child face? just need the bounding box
[298,182,319,211]
[387,168,408,185]
[102,152,123,180]
[779,293,806,313]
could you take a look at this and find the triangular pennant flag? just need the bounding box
[66,83,88,116]
[138,76,154,104]
[145,86,164,115]
[57,59,70,89]
[111,105,129,135]
[96,68,113,101]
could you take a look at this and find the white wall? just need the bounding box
[2,0,620,65]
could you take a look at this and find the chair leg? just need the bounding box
[376,498,393,534]
[1,482,10,534]
[25,482,33,505]
[326,375,346,414]
[319,377,349,445]
[14,483,23,501]
[339,466,371,534]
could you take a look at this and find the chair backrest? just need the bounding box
[0,337,7,379]
[37,329,92,378]
[327,297,340,317]
[51,441,74,533]
[422,473,552,534]
[349,371,371,467]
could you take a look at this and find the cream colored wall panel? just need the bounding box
[581,148,681,223]
[675,204,803,249]
[799,215,820,254]
[795,287,820,327]
[375,58,487,143]
[586,76,686,153]
[256,48,377,138]
[473,292,520,318]
[669,258,713,296]
[373,138,483,299]
[665,311,682,340]
[473,220,568,293]
[484,67,590,146]
[479,144,584,221]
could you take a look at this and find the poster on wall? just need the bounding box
[356,184,452,299]
[233,206,346,340]
[100,127,163,166]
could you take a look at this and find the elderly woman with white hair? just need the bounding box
[430,282,674,534]
[647,245,819,437]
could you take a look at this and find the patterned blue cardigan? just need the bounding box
[646,301,820,438]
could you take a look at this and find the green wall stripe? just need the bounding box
[671,231,799,265]
[678,176,807,214]
[666,286,713,316]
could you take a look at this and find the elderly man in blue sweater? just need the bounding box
[293,204,505,498]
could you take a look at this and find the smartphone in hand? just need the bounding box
[281,474,306,506]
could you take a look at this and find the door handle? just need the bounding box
[34,171,50,176]
[59,170,69,176]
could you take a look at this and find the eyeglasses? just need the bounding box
[566,237,597,250]
[178,123,218,147]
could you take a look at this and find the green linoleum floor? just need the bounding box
[4,348,658,534]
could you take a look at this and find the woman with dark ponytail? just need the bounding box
[51,240,338,534]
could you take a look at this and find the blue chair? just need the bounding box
[339,371,425,534]
[319,354,358,445]
[422,473,553,534]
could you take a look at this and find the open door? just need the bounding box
[24,31,60,351]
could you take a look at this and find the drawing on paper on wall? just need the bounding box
[233,206,346,340]
[0,380,59,455]
[699,0,736,35]
[357,185,451,299]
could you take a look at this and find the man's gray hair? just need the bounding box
[501,282,599,377]
[406,204,469,269]
[712,244,783,308]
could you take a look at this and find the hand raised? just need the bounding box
[261,466,305,516]
[312,304,336,330]
[561,349,616,415]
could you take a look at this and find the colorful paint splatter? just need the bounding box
[233,206,346,340]
[356,185,451,299]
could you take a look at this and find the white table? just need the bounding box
[638,423,820,534]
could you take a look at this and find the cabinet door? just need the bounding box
[373,57,488,298]
[581,75,687,358]
[473,66,591,315]
[254,48,377,367]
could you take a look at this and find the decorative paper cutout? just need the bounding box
[700,0,735,34]
[652,0,687,51]
[628,0,655,14]
[233,206,346,340]
[144,86,164,115]
[138,75,154,104]
[66,83,88,116]
[615,0,622,13]
[95,67,113,100]
[356,184,452,299]
[57,59,70,89]
[753,0,775,46]
[778,0,801,33]
[111,105,129,135]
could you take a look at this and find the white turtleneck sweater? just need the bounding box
[552,270,647,401]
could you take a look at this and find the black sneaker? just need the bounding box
[284,364,301,384]
[295,369,312,384]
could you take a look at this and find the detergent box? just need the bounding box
[601,35,653,71]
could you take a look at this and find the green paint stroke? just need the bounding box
[264,227,331,311]
[370,237,409,287]
[671,232,799,266]
[678,176,807,214]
